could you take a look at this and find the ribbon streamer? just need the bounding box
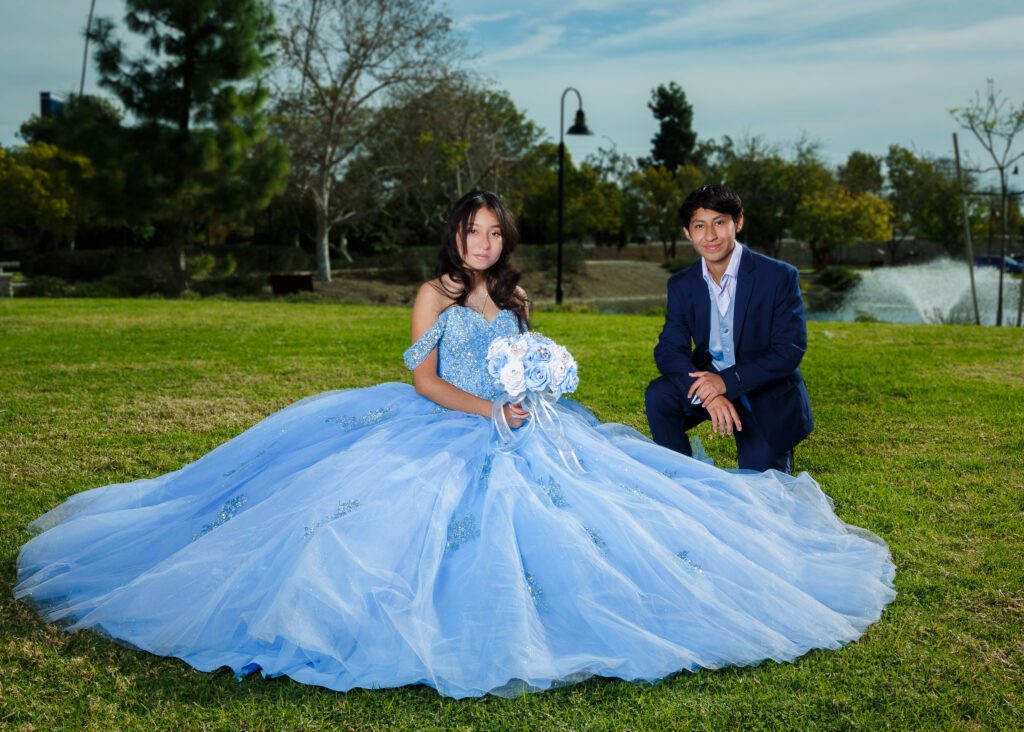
[492,392,586,474]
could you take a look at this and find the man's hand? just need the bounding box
[687,371,727,406]
[704,395,743,436]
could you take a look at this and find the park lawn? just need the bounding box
[0,298,1021,731]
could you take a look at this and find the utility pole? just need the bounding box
[953,133,981,325]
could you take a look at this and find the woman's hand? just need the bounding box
[502,402,530,429]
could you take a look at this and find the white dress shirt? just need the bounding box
[701,242,743,317]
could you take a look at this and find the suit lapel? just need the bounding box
[689,265,711,348]
[732,248,756,347]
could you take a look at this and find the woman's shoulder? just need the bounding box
[417,278,456,306]
[413,279,459,327]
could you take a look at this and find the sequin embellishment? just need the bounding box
[304,499,361,538]
[621,483,648,500]
[676,550,704,573]
[524,572,546,609]
[542,477,569,508]
[402,314,448,371]
[477,455,494,490]
[194,494,247,539]
[446,515,480,553]
[221,450,266,478]
[404,308,519,401]
[585,526,608,553]
[325,406,394,429]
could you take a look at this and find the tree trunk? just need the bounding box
[996,178,1007,326]
[175,239,188,293]
[337,231,353,263]
[810,241,830,270]
[315,204,332,282]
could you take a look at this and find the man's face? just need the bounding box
[684,207,744,267]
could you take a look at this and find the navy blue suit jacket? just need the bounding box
[653,247,814,453]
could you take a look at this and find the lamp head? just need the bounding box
[567,108,592,136]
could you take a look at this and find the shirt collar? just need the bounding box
[700,242,744,288]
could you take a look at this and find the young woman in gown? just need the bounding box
[15,191,896,699]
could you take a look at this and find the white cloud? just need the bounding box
[454,12,522,31]
[480,24,567,64]
[593,0,908,50]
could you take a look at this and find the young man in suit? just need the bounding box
[645,184,813,473]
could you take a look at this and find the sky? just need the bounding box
[2,0,1023,171]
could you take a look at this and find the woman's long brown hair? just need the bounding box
[435,190,529,331]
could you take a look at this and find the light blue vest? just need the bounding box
[708,295,752,411]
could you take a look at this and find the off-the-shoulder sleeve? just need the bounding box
[402,311,448,370]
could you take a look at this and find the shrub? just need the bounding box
[815,266,862,293]
[662,258,692,274]
[20,275,73,297]
[514,244,585,276]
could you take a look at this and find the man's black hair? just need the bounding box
[679,184,744,230]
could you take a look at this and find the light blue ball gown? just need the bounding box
[15,306,896,698]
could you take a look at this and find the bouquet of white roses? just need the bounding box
[486,332,579,401]
[486,332,583,472]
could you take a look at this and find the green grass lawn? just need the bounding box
[1,299,1022,731]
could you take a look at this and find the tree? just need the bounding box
[0,143,93,239]
[885,145,965,263]
[585,146,639,248]
[90,0,288,289]
[715,136,791,258]
[646,82,700,171]
[514,145,622,246]
[273,0,459,281]
[838,151,883,196]
[630,164,702,259]
[358,78,542,248]
[19,95,141,237]
[793,186,891,269]
[951,79,1024,325]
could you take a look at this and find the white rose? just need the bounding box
[499,361,527,398]
[487,338,512,360]
[509,337,529,359]
[549,353,569,386]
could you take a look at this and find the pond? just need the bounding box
[812,259,1023,325]
[584,259,1022,326]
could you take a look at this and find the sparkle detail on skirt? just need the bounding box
[585,526,607,553]
[304,499,361,538]
[676,550,704,573]
[221,450,266,478]
[325,406,394,429]
[542,477,569,508]
[621,483,648,500]
[193,494,247,539]
[477,455,493,490]
[445,515,480,553]
[524,572,546,608]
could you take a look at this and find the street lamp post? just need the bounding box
[80,0,97,96]
[556,87,592,305]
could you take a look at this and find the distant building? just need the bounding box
[40,92,65,118]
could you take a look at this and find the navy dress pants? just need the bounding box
[645,375,793,474]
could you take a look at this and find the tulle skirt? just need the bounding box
[15,383,895,698]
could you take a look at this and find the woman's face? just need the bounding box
[459,206,504,272]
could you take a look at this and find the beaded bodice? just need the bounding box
[403,307,521,400]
